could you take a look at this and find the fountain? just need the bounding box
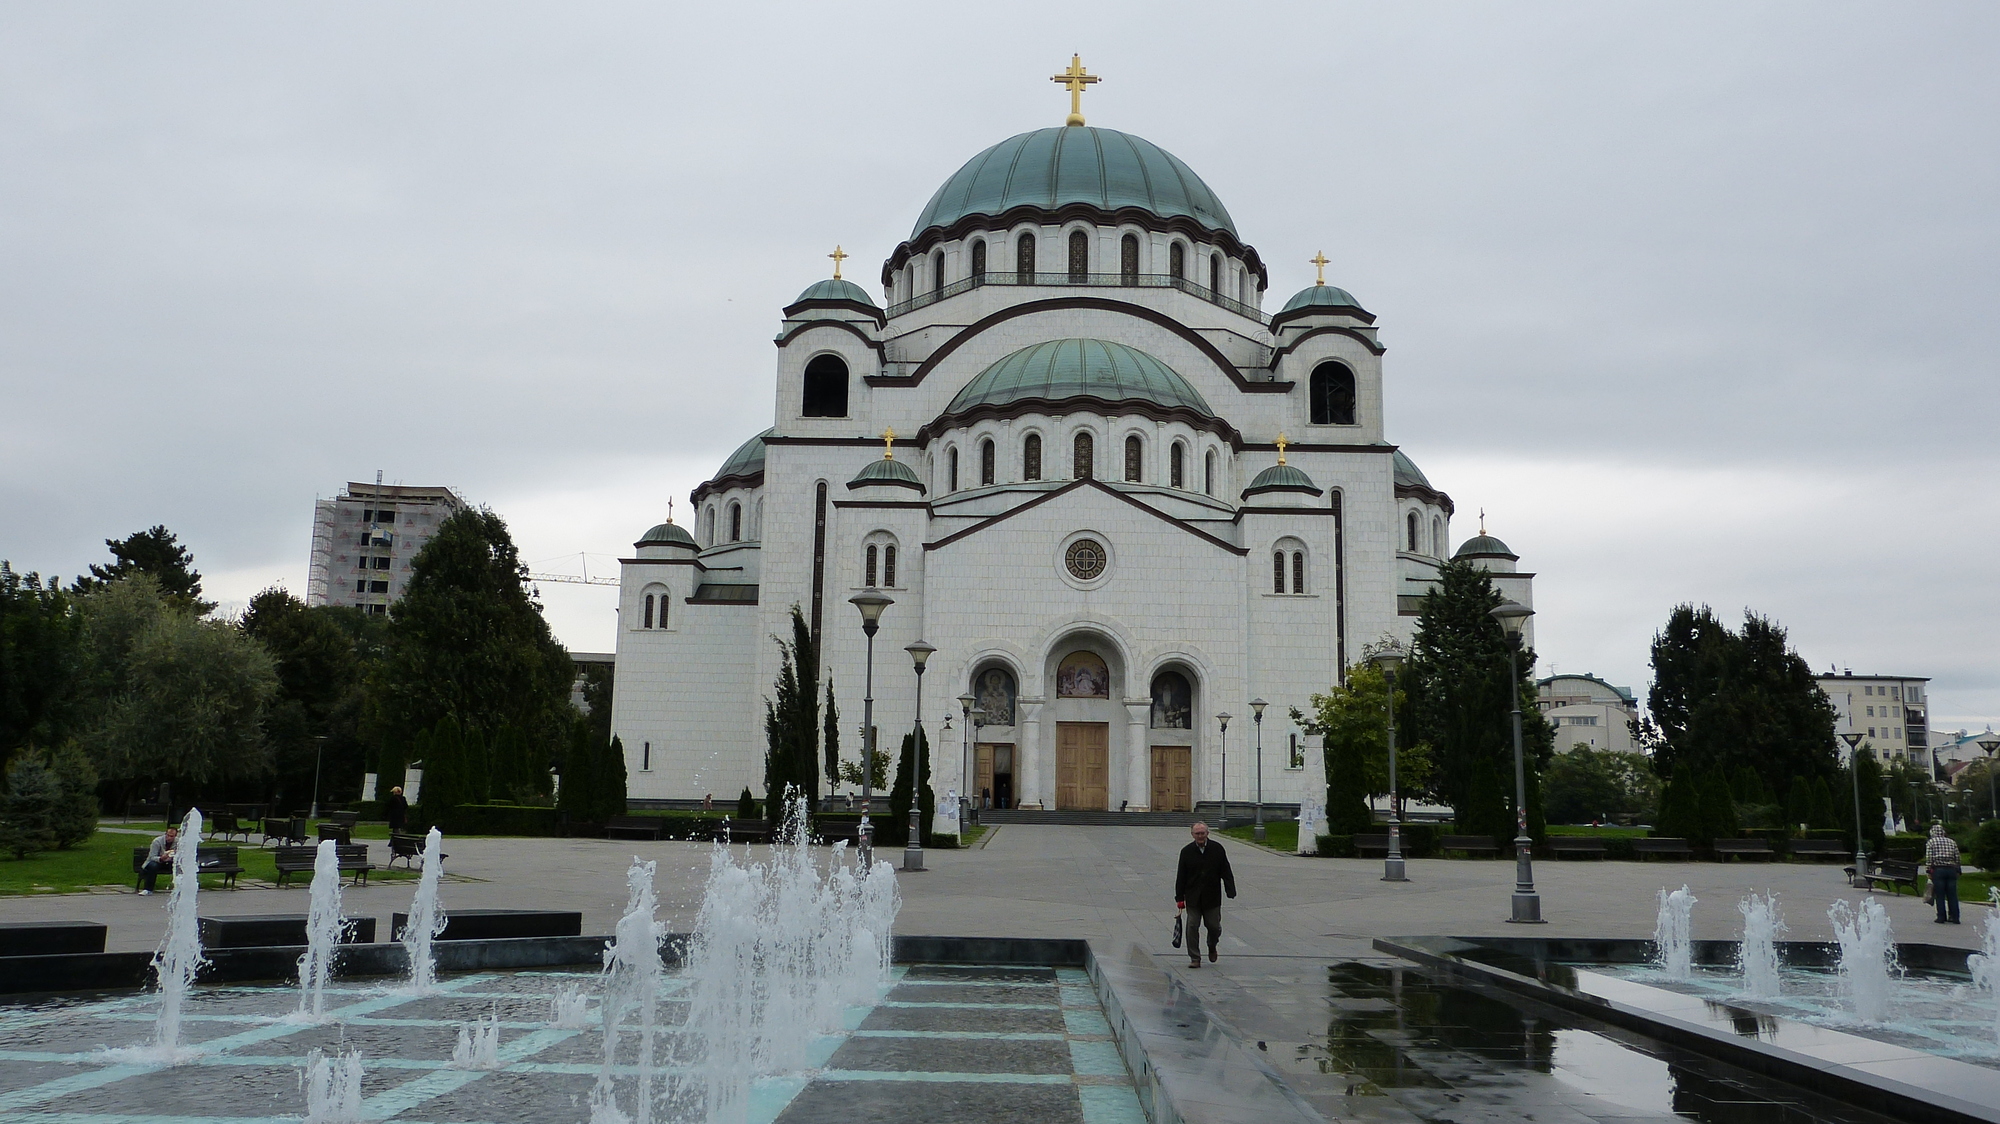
[452,1005,502,1069]
[149,807,207,1060]
[1967,891,2000,1052]
[301,1046,364,1123]
[550,981,592,1028]
[1651,885,1695,980]
[1736,891,1785,998]
[400,826,447,993]
[592,858,664,1124]
[1830,897,1898,1022]
[294,839,350,1021]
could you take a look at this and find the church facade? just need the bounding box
[612,71,1532,816]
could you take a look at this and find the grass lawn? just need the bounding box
[1222,821,1299,851]
[957,825,989,847]
[0,830,416,895]
[1544,824,1650,838]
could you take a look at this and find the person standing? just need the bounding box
[384,786,409,835]
[138,826,178,895]
[1174,821,1236,968]
[1926,822,1962,924]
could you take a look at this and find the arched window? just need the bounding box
[802,354,849,417]
[1124,435,1142,482]
[1309,362,1356,425]
[980,438,995,485]
[1209,253,1221,293]
[1293,551,1306,593]
[1170,443,1185,489]
[643,594,654,629]
[728,502,742,542]
[1170,241,1186,279]
[1432,516,1443,557]
[884,544,898,587]
[932,250,945,292]
[1072,431,1094,479]
[1204,450,1216,496]
[1068,230,1089,282]
[1056,651,1110,698]
[1120,234,1139,285]
[971,239,986,279]
[1151,671,1192,728]
[1406,512,1420,553]
[1023,434,1043,481]
[703,506,716,546]
[974,665,1017,725]
[1016,233,1036,282]
[948,447,960,492]
[864,544,878,587]
[1273,551,1286,593]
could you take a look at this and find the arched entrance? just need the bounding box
[1040,634,1126,811]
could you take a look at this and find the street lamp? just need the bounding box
[1216,712,1233,823]
[1841,731,1867,877]
[309,736,330,821]
[1370,644,1409,883]
[1250,699,1268,842]
[903,640,935,873]
[849,589,894,869]
[1490,600,1543,924]
[1979,735,2000,822]
[957,694,976,835]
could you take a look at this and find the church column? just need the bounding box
[1124,699,1151,812]
[1016,697,1045,809]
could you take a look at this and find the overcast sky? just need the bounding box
[3,3,1995,732]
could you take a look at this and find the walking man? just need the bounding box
[1926,822,1962,924]
[384,786,409,835]
[138,825,178,895]
[1174,821,1236,968]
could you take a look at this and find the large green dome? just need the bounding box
[712,429,771,482]
[1279,284,1366,316]
[911,127,1236,240]
[948,339,1213,416]
[790,278,878,308]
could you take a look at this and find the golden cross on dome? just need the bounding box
[828,245,849,281]
[667,498,675,523]
[1480,508,1487,535]
[1310,252,1330,286]
[882,426,896,459]
[1275,433,1289,465]
[1050,54,1100,126]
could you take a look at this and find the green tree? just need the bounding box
[241,588,379,810]
[1298,660,1430,832]
[1836,753,1888,853]
[1543,747,1658,825]
[556,719,600,825]
[1809,776,1837,830]
[578,661,614,748]
[0,566,79,781]
[1655,769,1701,840]
[762,606,821,824]
[884,726,933,846]
[1786,775,1810,830]
[1408,559,1551,843]
[0,753,59,859]
[598,735,628,821]
[1647,606,1838,792]
[737,787,757,821]
[47,742,99,848]
[78,526,213,614]
[416,717,474,820]
[823,679,841,794]
[1697,765,1740,843]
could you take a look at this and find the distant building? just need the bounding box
[1536,673,1639,753]
[1931,728,1998,775]
[1814,670,1930,766]
[307,481,468,614]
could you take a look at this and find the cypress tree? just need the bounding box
[886,726,934,846]
[418,717,467,820]
[597,735,628,822]
[823,680,841,796]
[1699,765,1740,843]
[1809,776,1837,830]
[1786,776,1810,830]
[556,719,599,826]
[737,786,757,821]
[1655,769,1700,840]
[761,605,820,826]
[48,742,99,849]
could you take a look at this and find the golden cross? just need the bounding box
[1480,507,1487,535]
[882,426,896,459]
[1276,433,1289,465]
[667,498,674,523]
[1050,54,1100,126]
[828,244,849,281]
[1310,252,1329,286]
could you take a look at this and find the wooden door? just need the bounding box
[974,743,1012,807]
[1151,746,1191,812]
[1056,723,1110,810]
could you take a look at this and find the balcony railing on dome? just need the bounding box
[884,271,1269,324]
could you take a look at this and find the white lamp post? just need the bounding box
[1250,699,1268,842]
[1216,712,1232,823]
[1490,600,1542,923]
[1979,734,2000,822]
[903,640,935,872]
[1370,644,1408,883]
[849,590,893,869]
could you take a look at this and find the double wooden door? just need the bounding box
[1150,746,1191,812]
[974,743,1014,808]
[1055,722,1110,810]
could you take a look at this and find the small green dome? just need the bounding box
[1392,450,1432,491]
[912,127,1236,239]
[1279,283,1367,316]
[638,521,697,548]
[947,339,1213,417]
[712,429,771,482]
[848,456,924,492]
[1243,462,1322,498]
[792,278,878,307]
[1455,534,1517,560]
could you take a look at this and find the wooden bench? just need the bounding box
[387,833,446,871]
[1352,834,1391,858]
[1438,834,1498,857]
[720,818,771,843]
[604,815,664,840]
[1789,838,1852,862]
[1549,836,1607,859]
[274,844,374,887]
[207,812,251,843]
[1851,857,1921,895]
[226,803,268,823]
[1713,838,1776,862]
[316,823,353,845]
[131,845,243,889]
[263,816,307,846]
[1634,837,1693,860]
[124,802,167,823]
[324,811,360,830]
[815,821,865,844]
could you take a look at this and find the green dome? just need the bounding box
[1279,283,1366,316]
[792,278,878,307]
[848,456,924,492]
[912,127,1236,239]
[1243,462,1322,497]
[712,429,771,482]
[1392,450,1431,490]
[947,339,1213,416]
[638,521,697,548]
[1455,534,1517,560]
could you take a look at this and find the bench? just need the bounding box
[604,815,664,840]
[391,908,581,941]
[720,818,771,844]
[227,803,268,823]
[1439,834,1499,857]
[131,845,244,889]
[274,844,374,887]
[124,802,167,823]
[197,914,379,948]
[316,823,353,845]
[1549,836,1607,859]
[815,821,866,845]
[1634,837,1693,860]
[324,811,360,830]
[1851,858,1921,895]
[207,812,251,843]
[1352,834,1391,858]
[263,816,307,847]
[387,833,446,871]
[1790,838,1852,862]
[1713,838,1776,862]
[0,921,107,957]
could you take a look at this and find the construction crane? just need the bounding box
[526,553,619,587]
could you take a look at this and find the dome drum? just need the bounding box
[691,429,771,505]
[784,278,884,325]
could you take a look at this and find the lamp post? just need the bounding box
[904,640,935,872]
[1979,735,2000,822]
[1251,699,1268,842]
[957,694,976,835]
[1490,600,1542,924]
[309,736,329,821]
[1371,644,1408,883]
[849,590,893,869]
[1841,731,1867,876]
[1216,713,1233,823]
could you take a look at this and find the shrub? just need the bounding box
[0,754,60,858]
[1314,834,1357,857]
[416,803,561,837]
[47,743,99,849]
[1968,820,2000,873]
[737,788,758,821]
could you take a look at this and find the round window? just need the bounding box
[1064,538,1107,581]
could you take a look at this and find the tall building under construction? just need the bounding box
[306,478,467,614]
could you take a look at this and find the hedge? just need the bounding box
[414,804,563,837]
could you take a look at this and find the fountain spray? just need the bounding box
[301,1047,365,1122]
[593,858,663,1124]
[1968,889,2000,1051]
[296,839,350,1020]
[1830,897,1899,1022]
[1651,886,1696,980]
[1735,892,1785,998]
[151,808,208,1058]
[400,827,447,993]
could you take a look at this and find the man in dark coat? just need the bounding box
[384,786,409,835]
[1174,821,1236,968]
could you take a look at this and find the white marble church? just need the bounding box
[611,62,1533,819]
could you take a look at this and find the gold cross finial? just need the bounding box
[828,244,849,280]
[882,426,896,459]
[1276,433,1289,465]
[1050,54,1100,126]
[667,498,675,523]
[1310,252,1330,286]
[1479,508,1487,535]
